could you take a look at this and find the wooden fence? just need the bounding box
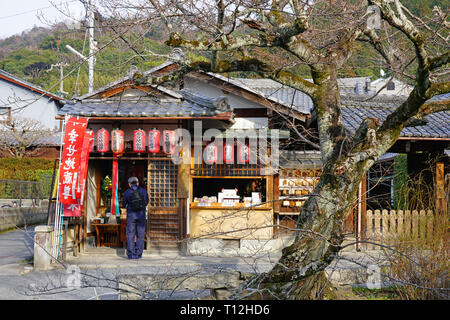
[365,209,435,249]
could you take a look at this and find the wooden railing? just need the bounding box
[365,209,435,249]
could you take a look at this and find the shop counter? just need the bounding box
[189,203,273,240]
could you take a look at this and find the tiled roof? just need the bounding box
[341,95,450,139]
[231,77,376,114]
[232,78,314,114]
[58,89,232,118]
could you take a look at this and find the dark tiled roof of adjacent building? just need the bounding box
[341,94,450,139]
[231,77,376,114]
[58,89,232,119]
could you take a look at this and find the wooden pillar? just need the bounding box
[177,162,190,240]
[146,159,151,251]
[436,162,445,212]
[357,174,367,251]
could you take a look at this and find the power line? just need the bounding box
[0,0,79,20]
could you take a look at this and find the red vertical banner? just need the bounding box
[63,122,92,217]
[59,116,88,205]
[111,157,119,216]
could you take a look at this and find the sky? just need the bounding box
[0,0,85,39]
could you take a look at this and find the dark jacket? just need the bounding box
[122,185,149,213]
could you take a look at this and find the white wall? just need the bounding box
[0,80,60,129]
[184,77,268,130]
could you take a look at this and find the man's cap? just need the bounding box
[128,177,139,184]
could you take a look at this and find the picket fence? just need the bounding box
[365,209,435,249]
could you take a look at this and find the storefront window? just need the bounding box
[192,178,266,206]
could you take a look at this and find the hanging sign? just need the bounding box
[223,143,234,164]
[205,143,218,165]
[96,128,109,153]
[59,116,88,205]
[238,143,250,164]
[148,129,160,153]
[163,130,175,155]
[111,129,124,154]
[133,129,146,153]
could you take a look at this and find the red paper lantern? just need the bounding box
[96,128,109,153]
[85,129,94,152]
[238,143,249,164]
[205,143,218,165]
[133,129,146,153]
[148,129,160,153]
[111,129,124,154]
[223,143,234,164]
[162,130,176,155]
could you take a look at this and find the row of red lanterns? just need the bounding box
[205,143,249,164]
[86,128,176,154]
[86,128,250,163]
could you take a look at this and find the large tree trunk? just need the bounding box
[244,171,363,299]
[241,69,376,300]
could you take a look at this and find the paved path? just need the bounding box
[0,228,386,300]
[0,227,35,266]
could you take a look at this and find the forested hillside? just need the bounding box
[0,0,443,98]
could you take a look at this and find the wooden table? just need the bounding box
[91,223,121,247]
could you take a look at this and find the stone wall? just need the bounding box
[0,205,48,232]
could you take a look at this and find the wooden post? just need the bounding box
[366,210,374,249]
[360,174,367,248]
[63,219,68,260]
[412,210,419,239]
[436,162,445,212]
[374,210,381,244]
[74,217,79,257]
[389,210,396,243]
[404,210,411,238]
[382,210,389,244]
[427,210,434,240]
[177,162,190,240]
[419,210,426,241]
[397,210,404,239]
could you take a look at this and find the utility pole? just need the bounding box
[88,0,96,93]
[46,63,69,96]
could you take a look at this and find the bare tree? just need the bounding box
[0,116,55,158]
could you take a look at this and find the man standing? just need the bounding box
[122,177,149,259]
